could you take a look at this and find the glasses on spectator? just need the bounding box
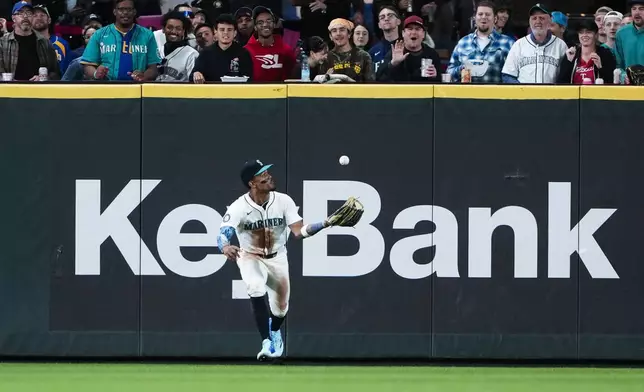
[16,11,33,17]
[379,13,397,21]
[255,19,274,27]
[115,7,135,13]
[183,11,194,18]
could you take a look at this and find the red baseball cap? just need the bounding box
[403,15,425,29]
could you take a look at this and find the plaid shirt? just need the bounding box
[0,31,60,80]
[447,30,515,83]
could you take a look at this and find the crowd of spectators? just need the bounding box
[0,0,643,84]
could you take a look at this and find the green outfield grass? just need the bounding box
[0,363,643,392]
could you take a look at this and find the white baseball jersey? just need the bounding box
[501,34,567,84]
[221,192,302,256]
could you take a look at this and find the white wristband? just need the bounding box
[301,224,311,238]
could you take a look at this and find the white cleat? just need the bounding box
[269,329,284,358]
[257,339,272,361]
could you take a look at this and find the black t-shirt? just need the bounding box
[400,48,441,82]
[14,33,40,81]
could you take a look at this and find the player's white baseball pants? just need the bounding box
[237,251,290,317]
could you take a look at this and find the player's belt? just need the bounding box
[246,251,278,259]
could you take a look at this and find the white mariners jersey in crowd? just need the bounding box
[156,46,199,82]
[221,192,302,256]
[501,34,567,84]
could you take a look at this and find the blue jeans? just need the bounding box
[62,57,85,81]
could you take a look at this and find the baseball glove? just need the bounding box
[326,197,364,227]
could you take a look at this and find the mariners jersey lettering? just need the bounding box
[501,34,567,84]
[221,192,302,255]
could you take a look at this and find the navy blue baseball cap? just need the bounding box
[235,6,252,19]
[529,3,550,15]
[241,159,273,187]
[13,1,33,14]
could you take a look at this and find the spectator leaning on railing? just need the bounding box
[556,19,616,85]
[156,11,199,81]
[190,13,253,82]
[244,6,295,82]
[501,3,566,84]
[447,0,514,83]
[376,15,441,82]
[615,0,644,83]
[291,35,328,79]
[0,1,60,81]
[81,0,161,81]
[316,18,374,82]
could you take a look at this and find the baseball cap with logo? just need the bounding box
[81,13,102,26]
[241,159,274,187]
[529,3,550,15]
[403,15,425,29]
[33,5,50,17]
[551,11,568,27]
[12,1,33,15]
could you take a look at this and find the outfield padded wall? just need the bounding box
[0,84,643,360]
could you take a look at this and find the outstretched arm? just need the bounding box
[289,220,329,239]
[218,226,240,260]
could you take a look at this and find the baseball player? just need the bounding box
[217,159,362,360]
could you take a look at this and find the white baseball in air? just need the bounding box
[339,155,350,166]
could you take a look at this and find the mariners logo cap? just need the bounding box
[12,1,33,15]
[241,159,273,187]
[529,3,550,15]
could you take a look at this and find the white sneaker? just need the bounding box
[257,338,272,361]
[269,329,284,358]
